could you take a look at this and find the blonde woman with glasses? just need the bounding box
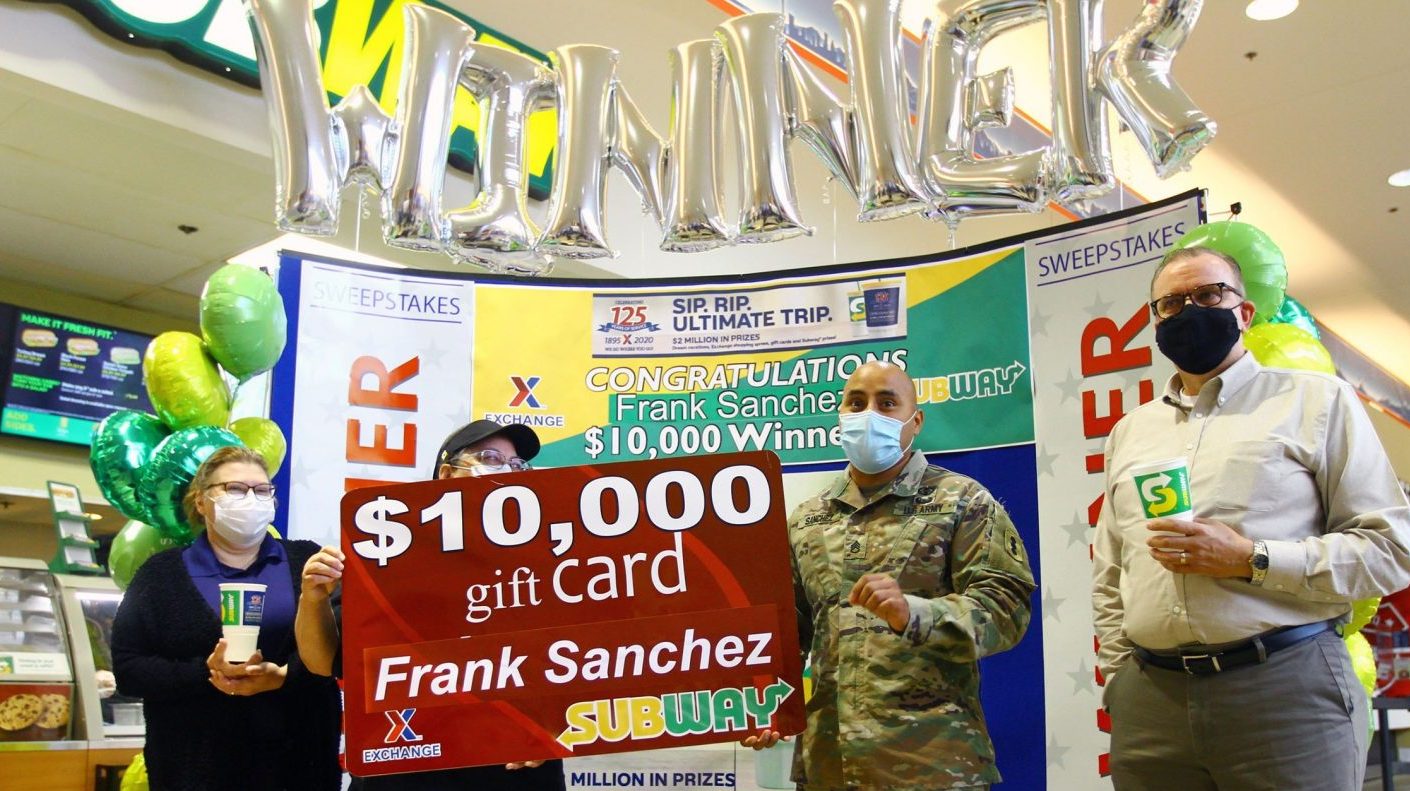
[112,445,341,790]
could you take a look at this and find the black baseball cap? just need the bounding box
[433,420,541,474]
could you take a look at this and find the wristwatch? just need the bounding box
[1249,540,1270,586]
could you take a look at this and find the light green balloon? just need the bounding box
[1345,631,1376,698]
[1348,597,1381,634]
[229,417,287,476]
[144,332,230,430]
[108,520,186,590]
[1171,221,1287,324]
[200,264,288,381]
[1244,323,1336,375]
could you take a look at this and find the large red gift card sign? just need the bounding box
[339,451,805,777]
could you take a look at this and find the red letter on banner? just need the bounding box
[1080,305,1150,376]
[1080,306,1157,438]
[346,356,420,467]
[346,422,418,467]
[349,356,420,410]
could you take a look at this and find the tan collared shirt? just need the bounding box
[1092,352,1410,676]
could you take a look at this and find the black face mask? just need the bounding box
[1154,304,1241,375]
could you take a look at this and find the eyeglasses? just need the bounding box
[449,448,531,472]
[1149,282,1243,319]
[204,481,277,500]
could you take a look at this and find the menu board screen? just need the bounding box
[0,307,153,445]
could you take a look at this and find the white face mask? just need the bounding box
[447,462,513,478]
[208,494,275,548]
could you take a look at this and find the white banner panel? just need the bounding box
[280,259,475,547]
[1027,195,1202,787]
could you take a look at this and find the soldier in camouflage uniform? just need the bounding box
[747,361,1035,790]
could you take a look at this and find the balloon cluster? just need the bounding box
[1171,222,1372,703]
[1168,221,1336,376]
[91,265,289,589]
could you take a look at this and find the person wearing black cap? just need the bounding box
[293,419,566,791]
[431,419,540,480]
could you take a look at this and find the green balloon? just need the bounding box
[144,332,230,430]
[1267,294,1320,339]
[1244,323,1336,375]
[138,426,242,540]
[200,264,288,381]
[229,417,287,476]
[1171,221,1287,324]
[108,520,186,590]
[90,411,169,523]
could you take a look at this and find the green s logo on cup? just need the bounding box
[1131,458,1194,521]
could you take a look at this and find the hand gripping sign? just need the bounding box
[340,451,805,776]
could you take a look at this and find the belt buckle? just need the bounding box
[1180,653,1222,674]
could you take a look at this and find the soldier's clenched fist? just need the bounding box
[848,573,910,632]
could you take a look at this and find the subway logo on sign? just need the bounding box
[41,0,555,197]
[556,679,795,751]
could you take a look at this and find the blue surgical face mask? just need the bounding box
[839,410,916,474]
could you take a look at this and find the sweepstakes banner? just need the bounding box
[1026,193,1202,788]
[271,190,1203,788]
[273,262,475,544]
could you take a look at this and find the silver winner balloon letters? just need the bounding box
[244,0,1214,274]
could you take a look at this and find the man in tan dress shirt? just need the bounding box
[1092,246,1410,790]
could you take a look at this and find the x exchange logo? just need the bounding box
[509,376,544,409]
[384,709,422,744]
[363,708,441,765]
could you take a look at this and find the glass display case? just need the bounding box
[0,557,75,744]
[54,574,143,740]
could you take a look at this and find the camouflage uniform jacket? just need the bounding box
[788,451,1035,790]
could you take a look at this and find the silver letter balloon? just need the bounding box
[243,0,1215,274]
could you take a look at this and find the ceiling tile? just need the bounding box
[120,288,200,320]
[160,262,229,297]
[0,205,199,285]
[0,251,148,301]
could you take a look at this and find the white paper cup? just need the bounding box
[218,583,267,627]
[219,583,267,662]
[1130,457,1194,551]
[223,625,261,663]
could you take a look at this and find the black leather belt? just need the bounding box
[1133,619,1336,675]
